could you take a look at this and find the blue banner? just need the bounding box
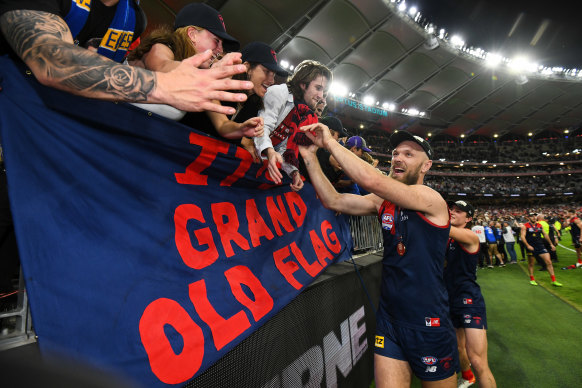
[0,56,353,387]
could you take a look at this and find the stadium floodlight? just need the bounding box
[484,194,493,197]
[450,35,465,48]
[485,53,503,68]
[564,192,574,195]
[481,160,487,163]
[439,29,446,39]
[329,82,348,97]
[280,60,289,69]
[511,194,520,197]
[457,193,467,196]
[398,2,406,12]
[363,95,375,106]
[408,108,420,116]
[409,6,417,16]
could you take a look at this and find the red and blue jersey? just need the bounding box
[570,217,581,240]
[444,238,485,310]
[523,222,545,248]
[377,200,451,330]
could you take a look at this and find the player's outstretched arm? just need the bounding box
[0,10,252,115]
[299,142,379,216]
[301,123,448,224]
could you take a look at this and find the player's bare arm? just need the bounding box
[301,123,448,225]
[450,226,480,253]
[299,142,380,216]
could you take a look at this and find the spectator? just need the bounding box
[254,59,332,191]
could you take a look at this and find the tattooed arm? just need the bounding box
[0,10,252,114]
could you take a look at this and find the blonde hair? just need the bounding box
[127,25,202,62]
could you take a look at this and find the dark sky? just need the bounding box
[411,0,582,68]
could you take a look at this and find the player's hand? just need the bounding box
[290,171,304,192]
[240,117,264,138]
[298,143,318,159]
[266,149,283,184]
[550,245,556,251]
[153,50,253,115]
[300,123,333,149]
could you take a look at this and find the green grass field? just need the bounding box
[398,232,582,387]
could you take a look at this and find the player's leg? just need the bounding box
[539,252,562,286]
[456,328,475,388]
[465,328,496,388]
[374,354,412,388]
[527,253,537,285]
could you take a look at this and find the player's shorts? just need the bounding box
[450,308,487,330]
[526,243,548,256]
[572,237,581,249]
[374,317,459,381]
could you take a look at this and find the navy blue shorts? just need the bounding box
[527,243,548,256]
[572,237,580,249]
[374,317,459,381]
[450,308,487,330]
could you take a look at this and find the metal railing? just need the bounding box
[0,269,36,351]
[348,215,383,254]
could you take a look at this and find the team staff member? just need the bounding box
[484,222,504,267]
[521,213,562,286]
[471,220,489,268]
[0,0,253,115]
[299,128,458,387]
[445,201,497,388]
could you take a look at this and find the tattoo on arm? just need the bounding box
[0,10,155,102]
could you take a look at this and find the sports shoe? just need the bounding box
[552,281,563,287]
[458,376,476,388]
[576,262,582,268]
[487,265,494,269]
[530,280,538,286]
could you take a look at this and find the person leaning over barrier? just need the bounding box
[254,59,332,192]
[298,126,459,388]
[0,0,253,115]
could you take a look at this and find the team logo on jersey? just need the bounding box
[422,356,437,365]
[374,335,385,348]
[382,213,393,231]
[463,298,473,305]
[425,317,440,327]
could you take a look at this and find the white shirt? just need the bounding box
[471,225,486,243]
[254,84,297,177]
[502,226,515,242]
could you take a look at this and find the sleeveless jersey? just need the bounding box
[570,217,581,239]
[378,200,451,330]
[523,222,545,248]
[444,238,485,310]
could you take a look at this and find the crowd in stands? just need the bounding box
[425,175,581,196]
[363,131,582,163]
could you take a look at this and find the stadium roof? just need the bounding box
[146,0,582,140]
